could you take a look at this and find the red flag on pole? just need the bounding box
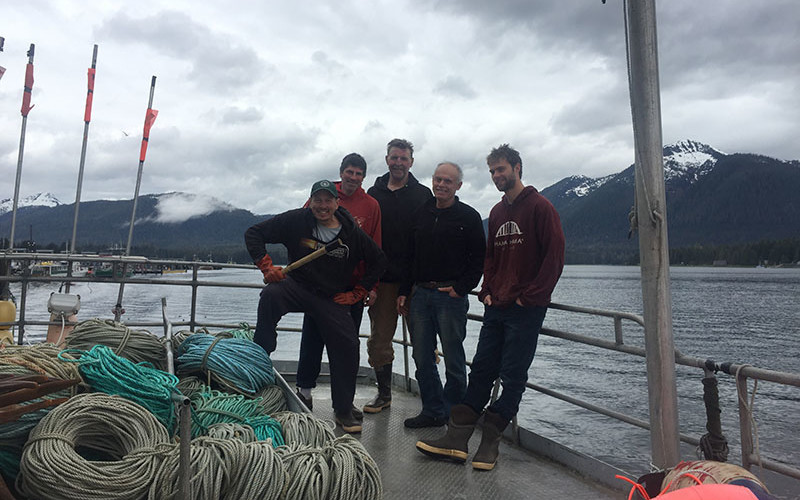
[84,67,96,122]
[139,108,158,162]
[21,62,35,116]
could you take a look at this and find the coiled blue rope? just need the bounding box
[59,345,179,433]
[175,333,275,394]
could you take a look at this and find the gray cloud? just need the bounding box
[1,0,798,220]
[218,107,264,125]
[95,10,273,92]
[433,76,478,100]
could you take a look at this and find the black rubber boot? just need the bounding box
[415,404,480,463]
[471,410,509,471]
[335,409,363,434]
[363,364,392,414]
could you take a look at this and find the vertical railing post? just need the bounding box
[614,316,624,344]
[736,372,755,470]
[190,264,198,332]
[177,395,192,500]
[17,275,28,345]
[401,317,411,391]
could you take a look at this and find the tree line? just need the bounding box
[4,236,798,268]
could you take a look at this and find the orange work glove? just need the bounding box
[257,255,285,283]
[333,285,368,305]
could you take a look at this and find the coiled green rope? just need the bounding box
[59,344,180,433]
[191,389,284,446]
[65,318,166,370]
[16,393,171,500]
[176,333,275,394]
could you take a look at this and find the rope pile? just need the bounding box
[149,436,287,500]
[59,344,179,433]
[0,343,81,384]
[0,343,81,483]
[207,422,257,442]
[175,375,207,400]
[191,389,284,446]
[276,436,383,500]
[255,383,288,414]
[16,393,171,500]
[176,333,275,394]
[65,318,166,370]
[273,411,336,448]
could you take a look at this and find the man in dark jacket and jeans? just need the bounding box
[245,179,386,433]
[416,144,565,469]
[398,161,485,428]
[363,138,433,414]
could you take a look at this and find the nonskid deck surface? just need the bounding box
[304,379,621,499]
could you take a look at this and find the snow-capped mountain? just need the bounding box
[550,140,724,201]
[662,139,723,183]
[0,193,62,215]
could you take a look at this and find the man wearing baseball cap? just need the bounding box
[245,179,386,433]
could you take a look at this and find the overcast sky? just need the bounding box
[1,1,798,220]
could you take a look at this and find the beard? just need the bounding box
[494,175,517,192]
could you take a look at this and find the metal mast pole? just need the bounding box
[114,76,157,322]
[69,44,98,254]
[8,44,36,250]
[66,44,98,294]
[625,0,680,468]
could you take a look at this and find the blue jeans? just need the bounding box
[297,302,364,389]
[462,304,547,422]
[408,286,468,420]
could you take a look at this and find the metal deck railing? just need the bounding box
[1,252,798,489]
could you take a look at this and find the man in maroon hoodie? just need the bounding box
[416,143,565,471]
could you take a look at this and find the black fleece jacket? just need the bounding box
[367,172,433,283]
[399,197,486,297]
[244,207,386,297]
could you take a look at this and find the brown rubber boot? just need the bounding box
[363,364,392,414]
[471,410,509,471]
[415,404,480,463]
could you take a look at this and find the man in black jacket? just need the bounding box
[364,138,433,414]
[397,162,485,428]
[244,180,386,433]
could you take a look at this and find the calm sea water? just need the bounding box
[9,265,800,496]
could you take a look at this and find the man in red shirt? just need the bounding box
[416,144,565,470]
[295,153,382,415]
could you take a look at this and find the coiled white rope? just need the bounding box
[16,393,170,500]
[277,443,332,500]
[275,436,383,500]
[148,436,287,500]
[65,319,166,370]
[273,411,336,448]
[207,422,257,442]
[255,383,289,414]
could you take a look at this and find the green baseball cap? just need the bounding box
[310,179,338,198]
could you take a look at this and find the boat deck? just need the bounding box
[278,364,621,499]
